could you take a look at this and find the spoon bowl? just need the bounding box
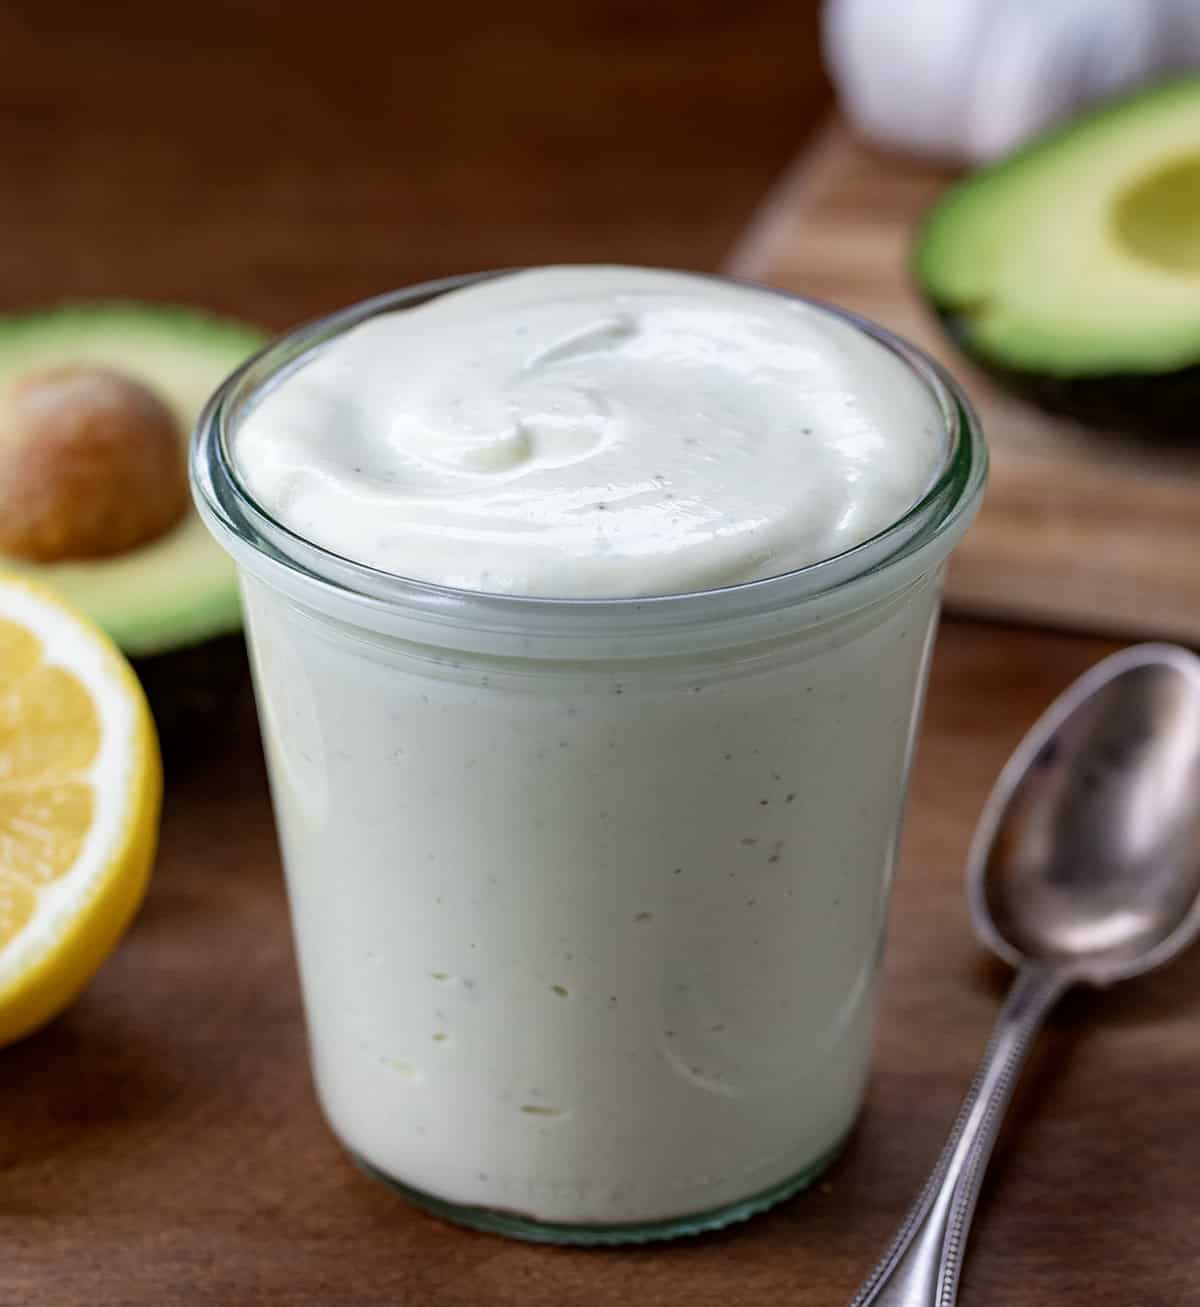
[968,643,1200,985]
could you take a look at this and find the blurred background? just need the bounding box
[4,2,829,327]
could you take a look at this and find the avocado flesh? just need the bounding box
[0,304,265,655]
[916,76,1200,432]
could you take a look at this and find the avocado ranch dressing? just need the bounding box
[218,267,967,1235]
[234,267,944,595]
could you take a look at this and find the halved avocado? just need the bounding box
[0,304,267,751]
[915,76,1200,436]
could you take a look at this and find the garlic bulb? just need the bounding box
[822,0,1200,163]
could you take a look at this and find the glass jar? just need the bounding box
[191,272,987,1244]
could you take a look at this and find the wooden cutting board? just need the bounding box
[728,120,1200,644]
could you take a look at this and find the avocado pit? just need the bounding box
[0,365,188,563]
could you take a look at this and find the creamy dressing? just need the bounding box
[211,268,972,1235]
[243,574,938,1228]
[234,266,944,596]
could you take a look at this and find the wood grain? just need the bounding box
[2,5,1197,1305]
[729,121,1200,644]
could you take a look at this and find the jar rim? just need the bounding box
[190,268,987,644]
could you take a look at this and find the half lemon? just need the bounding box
[0,575,160,1047]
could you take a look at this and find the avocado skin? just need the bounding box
[132,633,250,764]
[936,310,1200,441]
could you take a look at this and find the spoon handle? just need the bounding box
[848,964,1069,1307]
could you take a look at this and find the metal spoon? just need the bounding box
[850,642,1200,1307]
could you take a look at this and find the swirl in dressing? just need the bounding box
[234,266,946,597]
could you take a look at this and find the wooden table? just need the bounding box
[3,5,1197,1304]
